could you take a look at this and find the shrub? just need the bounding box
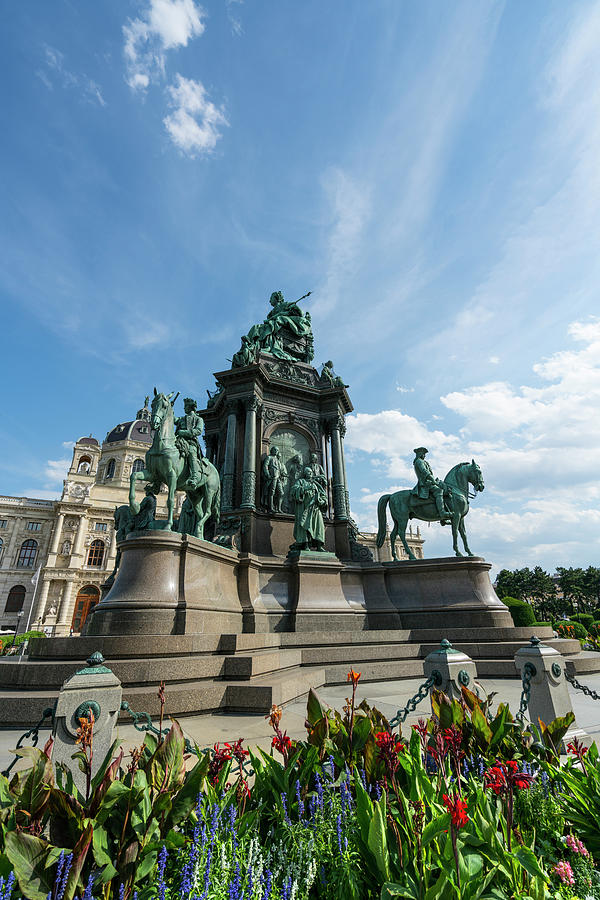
[501,596,536,628]
[572,613,594,631]
[594,609,600,621]
[558,620,588,641]
[0,630,44,655]
[534,621,551,627]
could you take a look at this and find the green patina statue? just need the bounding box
[174,398,204,489]
[130,484,158,531]
[261,445,287,513]
[376,453,485,560]
[232,291,314,367]
[130,389,221,539]
[290,466,327,551]
[320,360,347,388]
[411,447,451,524]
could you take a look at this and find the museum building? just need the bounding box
[0,400,423,638]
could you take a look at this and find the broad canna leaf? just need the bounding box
[4,830,54,900]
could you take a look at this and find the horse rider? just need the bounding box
[175,398,204,489]
[411,447,451,525]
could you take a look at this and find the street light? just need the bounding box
[10,610,24,650]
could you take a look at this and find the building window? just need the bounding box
[86,540,105,567]
[95,522,108,532]
[0,520,7,529]
[105,459,116,479]
[138,425,150,434]
[71,584,101,633]
[132,458,145,474]
[0,537,3,562]
[5,585,26,613]
[26,522,42,532]
[17,539,38,568]
[77,456,92,474]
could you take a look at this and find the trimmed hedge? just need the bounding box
[0,630,44,655]
[501,596,536,628]
[557,620,588,641]
[571,613,594,631]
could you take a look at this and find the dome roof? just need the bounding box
[78,436,99,446]
[105,420,153,445]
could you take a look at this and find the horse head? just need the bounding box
[468,459,485,493]
[150,390,174,432]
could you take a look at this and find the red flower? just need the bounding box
[443,792,469,829]
[484,764,507,795]
[567,738,589,758]
[442,725,464,755]
[484,761,531,794]
[375,731,405,774]
[272,733,293,755]
[224,738,249,764]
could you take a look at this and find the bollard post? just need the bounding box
[515,636,591,750]
[52,651,122,795]
[423,639,481,706]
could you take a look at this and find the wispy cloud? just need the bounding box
[164,75,228,156]
[123,0,206,90]
[225,0,244,36]
[37,45,106,106]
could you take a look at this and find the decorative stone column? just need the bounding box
[48,512,65,557]
[72,515,88,560]
[221,402,238,512]
[31,577,51,626]
[5,517,23,567]
[57,579,75,633]
[329,416,348,521]
[240,396,259,510]
[339,419,350,518]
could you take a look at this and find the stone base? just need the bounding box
[88,531,244,636]
[290,551,366,632]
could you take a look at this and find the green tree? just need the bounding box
[582,566,600,614]
[556,567,587,616]
[495,568,533,601]
[528,566,556,621]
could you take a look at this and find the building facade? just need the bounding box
[0,402,183,638]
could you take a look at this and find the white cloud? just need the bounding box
[38,45,106,107]
[163,75,228,156]
[124,0,206,90]
[314,168,370,320]
[44,458,70,484]
[346,319,600,570]
[61,441,75,450]
[225,0,244,36]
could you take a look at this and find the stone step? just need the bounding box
[225,666,326,712]
[300,643,423,665]
[323,658,426,684]
[223,648,302,680]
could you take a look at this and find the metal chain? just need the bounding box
[565,671,600,701]
[516,662,535,722]
[120,700,195,753]
[1,705,55,778]
[389,674,438,728]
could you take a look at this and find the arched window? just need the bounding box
[5,585,26,613]
[86,539,105,567]
[132,458,145,474]
[105,459,116,479]
[17,539,38,568]
[71,585,100,633]
[77,456,92,474]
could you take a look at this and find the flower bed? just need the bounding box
[0,672,599,899]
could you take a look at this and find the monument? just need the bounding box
[0,290,590,726]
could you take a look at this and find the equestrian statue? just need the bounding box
[376,447,484,560]
[129,389,220,540]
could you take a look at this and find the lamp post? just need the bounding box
[10,610,24,650]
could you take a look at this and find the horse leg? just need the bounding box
[166,470,177,530]
[129,469,150,509]
[459,517,474,556]
[389,520,399,561]
[451,513,463,557]
[390,497,415,561]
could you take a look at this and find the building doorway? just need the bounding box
[71,585,100,633]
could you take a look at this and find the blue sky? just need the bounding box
[1,0,600,572]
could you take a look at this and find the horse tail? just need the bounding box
[211,473,221,521]
[376,495,391,548]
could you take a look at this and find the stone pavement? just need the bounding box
[2,673,600,773]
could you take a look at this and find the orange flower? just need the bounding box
[347,669,361,686]
[266,704,283,730]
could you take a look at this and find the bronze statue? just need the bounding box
[261,445,287,513]
[377,456,485,560]
[174,398,204,489]
[232,291,314,367]
[290,467,327,551]
[411,447,451,524]
[130,484,157,531]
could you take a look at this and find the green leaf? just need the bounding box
[4,831,54,900]
[306,687,327,725]
[422,812,451,847]
[367,793,390,882]
[62,821,93,900]
[471,704,493,750]
[352,715,373,751]
[513,846,547,880]
[165,753,208,831]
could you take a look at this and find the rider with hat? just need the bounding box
[175,398,204,489]
[411,447,451,525]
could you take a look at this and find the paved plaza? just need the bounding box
[2,672,600,773]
